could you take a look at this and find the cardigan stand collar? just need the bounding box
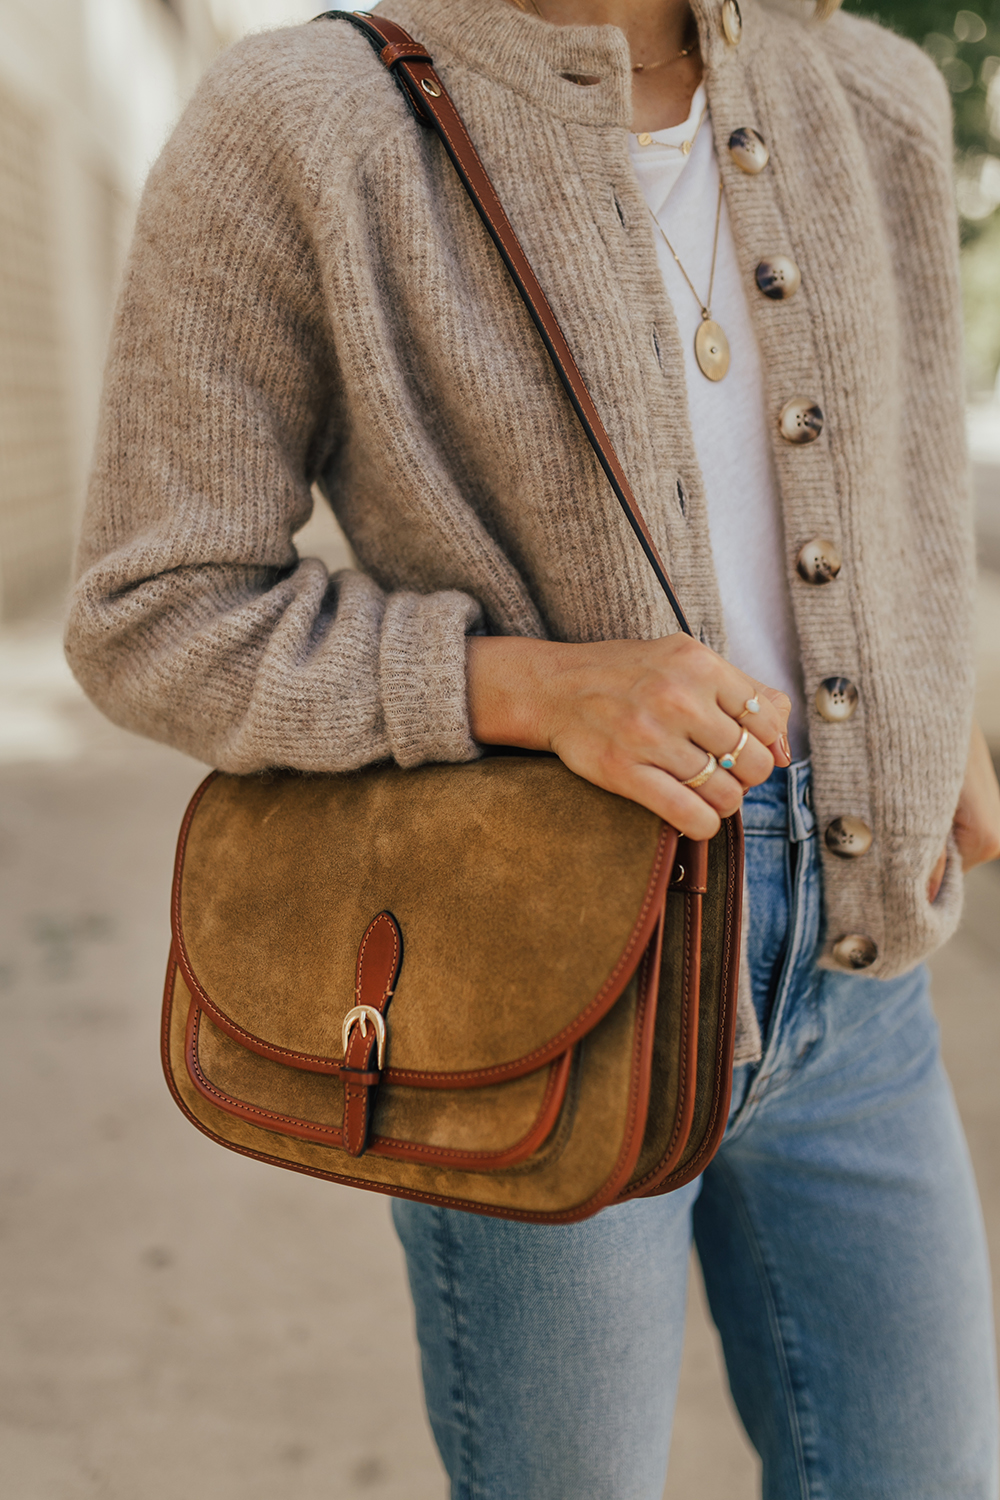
[377,0,774,127]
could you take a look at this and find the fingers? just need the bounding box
[757,686,792,766]
[692,715,775,789]
[927,848,947,903]
[536,634,797,836]
[624,763,724,841]
[953,723,1000,870]
[693,767,747,820]
[666,691,776,792]
[634,737,751,830]
[670,643,789,766]
[718,674,790,751]
[617,649,791,827]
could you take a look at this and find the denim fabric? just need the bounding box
[392,764,999,1499]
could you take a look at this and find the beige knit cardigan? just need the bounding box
[67,0,975,1008]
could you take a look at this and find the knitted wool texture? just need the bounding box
[67,0,975,1002]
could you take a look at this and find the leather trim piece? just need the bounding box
[644,813,743,1196]
[370,1049,574,1169]
[379,40,431,67]
[182,988,577,1170]
[670,836,710,894]
[342,911,402,1156]
[163,925,664,1222]
[614,883,702,1201]
[186,999,342,1144]
[170,773,677,1089]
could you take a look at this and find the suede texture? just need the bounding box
[177,759,663,1073]
[646,821,738,1190]
[620,883,690,1190]
[168,964,645,1216]
[196,1000,559,1153]
[165,761,740,1219]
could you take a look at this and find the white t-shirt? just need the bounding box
[628,86,808,757]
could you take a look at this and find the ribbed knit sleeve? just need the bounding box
[65,35,483,774]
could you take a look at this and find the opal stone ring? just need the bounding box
[719,727,750,772]
[737,695,761,721]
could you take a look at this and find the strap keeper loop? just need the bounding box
[379,40,432,67]
[340,1067,381,1087]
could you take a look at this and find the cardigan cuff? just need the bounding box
[379,589,484,769]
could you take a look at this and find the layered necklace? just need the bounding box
[508,0,729,380]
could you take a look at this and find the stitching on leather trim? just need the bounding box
[170,780,347,1066]
[385,823,674,1084]
[174,808,675,1087]
[171,771,217,949]
[178,988,343,1071]
[656,818,742,1191]
[355,911,400,1004]
[186,1004,344,1139]
[186,996,570,1168]
[370,1052,570,1166]
[624,893,697,1194]
[600,932,660,1205]
[345,912,402,1156]
[168,977,656,1224]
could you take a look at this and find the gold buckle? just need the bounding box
[341,1005,387,1070]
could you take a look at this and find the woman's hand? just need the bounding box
[927,722,1000,902]
[467,635,791,840]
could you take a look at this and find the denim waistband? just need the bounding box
[741,759,815,841]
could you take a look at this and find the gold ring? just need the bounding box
[681,751,718,790]
[737,695,761,721]
[719,727,750,772]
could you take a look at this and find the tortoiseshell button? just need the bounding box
[796,538,842,585]
[779,398,824,444]
[825,816,873,859]
[831,933,878,970]
[815,677,858,722]
[721,0,743,46]
[756,255,801,301]
[728,127,769,174]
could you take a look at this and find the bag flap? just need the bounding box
[172,758,674,1085]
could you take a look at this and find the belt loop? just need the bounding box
[787,760,815,843]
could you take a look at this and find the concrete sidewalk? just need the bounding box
[0,615,997,1500]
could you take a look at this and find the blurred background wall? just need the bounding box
[0,0,316,624]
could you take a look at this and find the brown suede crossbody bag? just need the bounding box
[160,13,743,1224]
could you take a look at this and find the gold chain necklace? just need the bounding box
[648,179,730,381]
[630,35,695,73]
[635,98,706,155]
[509,0,697,73]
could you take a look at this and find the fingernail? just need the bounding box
[778,734,791,765]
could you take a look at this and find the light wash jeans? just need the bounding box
[392,763,999,1499]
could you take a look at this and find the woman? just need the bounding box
[67,0,1000,1492]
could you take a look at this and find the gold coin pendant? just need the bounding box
[695,319,730,381]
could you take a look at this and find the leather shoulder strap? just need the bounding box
[315,10,693,636]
